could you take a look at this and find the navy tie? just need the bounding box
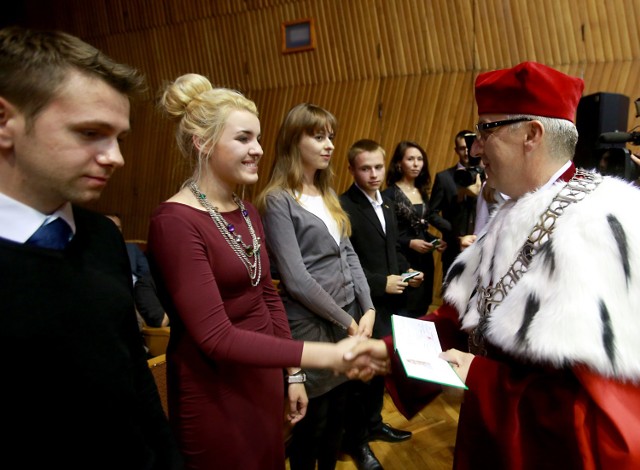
[26,218,72,250]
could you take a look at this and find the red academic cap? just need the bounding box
[475,61,584,122]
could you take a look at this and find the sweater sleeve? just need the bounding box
[252,211,294,341]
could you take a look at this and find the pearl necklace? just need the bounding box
[189,182,262,286]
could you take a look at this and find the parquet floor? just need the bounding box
[286,386,463,470]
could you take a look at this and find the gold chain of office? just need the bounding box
[469,169,602,356]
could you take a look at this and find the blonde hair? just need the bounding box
[159,73,258,181]
[256,103,351,237]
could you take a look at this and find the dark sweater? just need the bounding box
[0,206,182,469]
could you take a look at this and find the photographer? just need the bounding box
[596,101,640,186]
[429,130,483,277]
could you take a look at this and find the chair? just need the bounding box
[141,322,170,358]
[148,354,168,416]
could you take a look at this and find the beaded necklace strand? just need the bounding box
[189,182,262,286]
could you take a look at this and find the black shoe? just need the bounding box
[368,423,412,443]
[347,443,383,470]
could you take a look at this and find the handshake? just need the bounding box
[330,336,391,381]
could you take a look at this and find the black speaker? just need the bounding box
[574,92,629,169]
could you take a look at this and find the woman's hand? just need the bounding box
[357,309,376,338]
[409,239,433,254]
[331,336,389,378]
[343,338,390,381]
[286,383,308,424]
[347,318,359,336]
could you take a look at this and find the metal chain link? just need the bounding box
[469,169,602,355]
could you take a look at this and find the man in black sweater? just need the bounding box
[0,26,181,469]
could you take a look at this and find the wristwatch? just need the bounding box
[286,369,307,384]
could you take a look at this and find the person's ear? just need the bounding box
[523,119,545,152]
[0,97,20,150]
[192,134,211,154]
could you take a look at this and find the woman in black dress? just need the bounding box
[382,141,447,317]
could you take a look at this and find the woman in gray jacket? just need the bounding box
[257,103,375,470]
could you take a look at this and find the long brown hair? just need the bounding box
[256,103,351,237]
[386,140,432,198]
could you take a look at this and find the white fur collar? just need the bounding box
[444,176,640,382]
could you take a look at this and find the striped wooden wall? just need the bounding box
[19,0,640,299]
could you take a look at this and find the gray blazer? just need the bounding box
[262,189,374,329]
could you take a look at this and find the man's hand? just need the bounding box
[439,348,475,383]
[459,234,477,251]
[464,173,482,197]
[342,338,390,381]
[386,275,408,294]
[405,270,423,288]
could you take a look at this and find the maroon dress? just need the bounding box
[148,201,304,470]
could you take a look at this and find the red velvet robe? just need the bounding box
[384,304,640,469]
[383,163,640,468]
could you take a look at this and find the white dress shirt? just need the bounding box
[0,192,76,243]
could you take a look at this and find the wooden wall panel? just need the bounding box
[15,0,640,269]
[245,79,382,200]
[377,0,475,74]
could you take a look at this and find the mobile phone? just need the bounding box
[431,239,441,248]
[401,271,420,282]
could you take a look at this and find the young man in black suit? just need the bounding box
[429,130,482,277]
[339,139,421,470]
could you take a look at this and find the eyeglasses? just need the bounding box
[474,117,533,140]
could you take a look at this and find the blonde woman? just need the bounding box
[148,76,379,470]
[256,103,376,470]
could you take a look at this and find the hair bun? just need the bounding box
[160,73,212,118]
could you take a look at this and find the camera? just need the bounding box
[596,98,640,182]
[454,133,484,187]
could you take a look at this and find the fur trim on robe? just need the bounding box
[443,175,640,383]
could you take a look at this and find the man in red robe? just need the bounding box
[347,61,640,469]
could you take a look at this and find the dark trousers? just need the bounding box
[341,376,385,451]
[288,381,349,470]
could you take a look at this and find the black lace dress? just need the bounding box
[382,184,440,316]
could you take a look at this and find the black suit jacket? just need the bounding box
[340,184,410,337]
[429,165,477,271]
[126,243,165,327]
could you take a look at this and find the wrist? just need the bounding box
[285,369,307,384]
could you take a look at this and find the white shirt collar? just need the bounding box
[540,160,572,191]
[355,184,383,206]
[0,192,76,243]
